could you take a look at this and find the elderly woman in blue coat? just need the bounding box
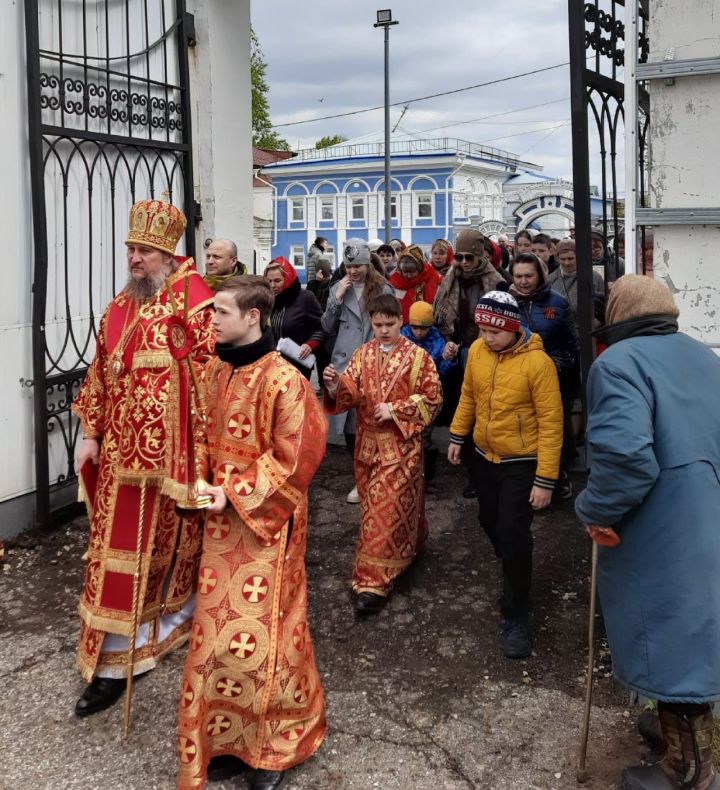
[575,274,720,790]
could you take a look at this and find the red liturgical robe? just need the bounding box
[325,336,442,594]
[72,258,215,679]
[177,350,328,787]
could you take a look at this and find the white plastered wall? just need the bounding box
[0,0,36,533]
[649,0,720,346]
[189,0,253,270]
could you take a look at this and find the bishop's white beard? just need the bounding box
[124,268,169,301]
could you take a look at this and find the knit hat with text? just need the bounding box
[475,291,521,332]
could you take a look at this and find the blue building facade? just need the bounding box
[263,135,529,283]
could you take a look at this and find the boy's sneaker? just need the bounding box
[558,472,573,500]
[346,485,360,504]
[502,618,531,659]
[462,483,477,499]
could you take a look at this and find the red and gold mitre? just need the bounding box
[125,198,187,255]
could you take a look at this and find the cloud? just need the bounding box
[252,0,613,186]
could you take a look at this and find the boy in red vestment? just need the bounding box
[323,294,443,614]
[177,276,327,790]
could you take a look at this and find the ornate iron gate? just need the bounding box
[24,0,196,526]
[568,0,649,384]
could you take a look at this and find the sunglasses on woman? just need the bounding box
[454,253,476,263]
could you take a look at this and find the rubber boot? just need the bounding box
[621,705,720,789]
[638,702,665,755]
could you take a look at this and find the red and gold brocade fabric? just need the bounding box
[72,259,214,679]
[324,336,442,595]
[177,352,328,787]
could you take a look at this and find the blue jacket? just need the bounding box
[513,283,579,372]
[401,324,457,378]
[576,329,720,702]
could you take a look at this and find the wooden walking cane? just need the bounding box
[577,527,620,783]
[123,478,148,739]
[577,540,598,783]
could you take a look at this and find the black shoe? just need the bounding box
[424,447,439,482]
[462,483,477,499]
[355,591,387,615]
[502,619,531,659]
[207,754,249,782]
[250,769,287,790]
[74,676,127,718]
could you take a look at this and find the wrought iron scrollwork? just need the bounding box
[584,3,625,67]
[27,0,195,525]
[40,73,183,133]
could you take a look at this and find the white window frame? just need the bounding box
[350,196,365,221]
[324,245,335,266]
[289,198,305,223]
[414,192,434,222]
[290,245,305,269]
[319,196,335,222]
[453,191,467,218]
[380,194,398,222]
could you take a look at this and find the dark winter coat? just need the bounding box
[307,277,331,311]
[511,282,579,373]
[269,278,324,348]
[575,322,720,702]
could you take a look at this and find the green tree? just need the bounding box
[251,29,290,151]
[315,134,348,149]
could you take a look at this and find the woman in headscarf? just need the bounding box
[264,257,324,379]
[434,229,505,497]
[429,238,454,278]
[510,252,578,499]
[576,275,720,790]
[388,244,442,324]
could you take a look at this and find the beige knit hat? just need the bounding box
[606,274,679,325]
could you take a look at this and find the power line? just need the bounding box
[476,121,570,146]
[519,119,571,156]
[272,61,570,129]
[413,97,569,134]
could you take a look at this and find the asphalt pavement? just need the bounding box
[0,442,639,790]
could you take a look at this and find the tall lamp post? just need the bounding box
[374,9,398,243]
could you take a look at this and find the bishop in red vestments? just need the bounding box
[72,199,214,717]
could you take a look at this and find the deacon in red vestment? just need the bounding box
[72,199,214,717]
[177,276,327,790]
[324,294,442,614]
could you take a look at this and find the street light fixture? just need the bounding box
[374,9,398,243]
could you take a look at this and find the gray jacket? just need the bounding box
[321,280,394,434]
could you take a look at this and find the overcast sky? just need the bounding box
[251,0,582,179]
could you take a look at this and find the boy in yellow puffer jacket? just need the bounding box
[447,291,562,659]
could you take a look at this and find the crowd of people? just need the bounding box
[70,199,720,790]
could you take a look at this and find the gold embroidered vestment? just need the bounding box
[177,352,328,787]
